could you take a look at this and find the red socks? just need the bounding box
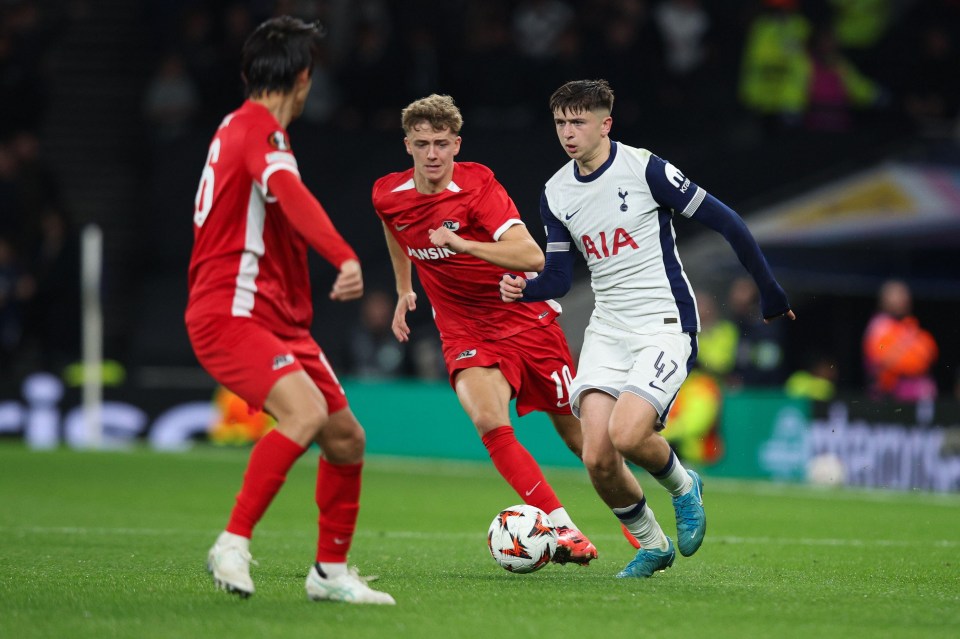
[481,425,562,513]
[315,458,362,563]
[226,429,307,538]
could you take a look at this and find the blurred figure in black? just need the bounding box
[728,275,787,387]
[343,288,412,379]
[21,205,81,372]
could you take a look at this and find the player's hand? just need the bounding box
[428,226,467,254]
[330,259,363,301]
[500,273,526,302]
[764,309,797,324]
[392,291,417,342]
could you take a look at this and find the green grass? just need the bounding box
[0,442,958,639]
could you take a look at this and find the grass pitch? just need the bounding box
[0,442,957,639]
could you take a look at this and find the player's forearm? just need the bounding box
[520,248,574,301]
[460,238,545,272]
[269,170,357,268]
[383,223,415,295]
[693,194,789,318]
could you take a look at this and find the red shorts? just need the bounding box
[442,321,576,417]
[187,315,347,414]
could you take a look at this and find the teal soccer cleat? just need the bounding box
[615,537,675,578]
[673,469,705,557]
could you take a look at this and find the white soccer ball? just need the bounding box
[487,504,558,573]
[806,453,847,487]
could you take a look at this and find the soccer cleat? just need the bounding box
[673,469,706,557]
[305,564,396,605]
[552,526,598,565]
[621,523,642,549]
[616,537,675,578]
[207,531,256,598]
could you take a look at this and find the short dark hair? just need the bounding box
[240,16,323,97]
[549,79,615,115]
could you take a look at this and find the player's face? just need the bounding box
[404,123,461,192]
[553,107,612,165]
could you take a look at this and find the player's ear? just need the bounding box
[453,136,462,156]
[403,137,412,156]
[295,68,310,87]
[601,115,613,137]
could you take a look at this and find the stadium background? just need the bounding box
[0,0,958,488]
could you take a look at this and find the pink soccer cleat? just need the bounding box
[552,526,598,565]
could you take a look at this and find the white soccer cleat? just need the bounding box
[305,564,396,605]
[207,531,255,598]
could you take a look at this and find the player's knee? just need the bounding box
[282,403,329,443]
[608,417,649,454]
[581,446,620,480]
[472,413,509,436]
[319,413,366,463]
[324,426,365,463]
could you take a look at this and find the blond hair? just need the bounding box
[401,94,463,135]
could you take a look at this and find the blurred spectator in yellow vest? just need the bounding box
[665,370,723,464]
[695,291,738,382]
[785,352,838,401]
[828,0,892,52]
[739,0,811,129]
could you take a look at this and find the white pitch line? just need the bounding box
[1,526,956,549]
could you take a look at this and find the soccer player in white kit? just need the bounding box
[500,79,796,577]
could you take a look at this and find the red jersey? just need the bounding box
[372,162,560,343]
[186,100,353,336]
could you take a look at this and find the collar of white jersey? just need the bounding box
[573,140,618,183]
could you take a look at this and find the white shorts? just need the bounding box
[571,320,698,424]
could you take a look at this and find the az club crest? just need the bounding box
[442,220,460,231]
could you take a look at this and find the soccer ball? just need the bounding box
[487,504,558,573]
[806,453,846,487]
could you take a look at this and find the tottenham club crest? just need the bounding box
[618,188,629,212]
[442,220,460,231]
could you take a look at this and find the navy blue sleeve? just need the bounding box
[520,190,575,302]
[692,193,791,319]
[645,154,705,216]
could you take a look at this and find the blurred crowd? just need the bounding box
[137,0,959,142]
[0,0,78,375]
[1,0,959,398]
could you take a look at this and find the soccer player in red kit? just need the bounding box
[186,16,393,604]
[372,94,597,565]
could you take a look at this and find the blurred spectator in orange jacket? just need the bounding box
[863,279,938,401]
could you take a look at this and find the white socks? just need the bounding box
[653,452,693,497]
[613,501,669,551]
[548,507,575,529]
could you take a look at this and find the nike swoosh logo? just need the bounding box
[395,223,410,231]
[648,381,665,392]
[333,537,349,545]
[525,481,542,496]
[556,400,569,408]
[564,208,581,221]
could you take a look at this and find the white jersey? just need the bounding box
[541,141,704,334]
